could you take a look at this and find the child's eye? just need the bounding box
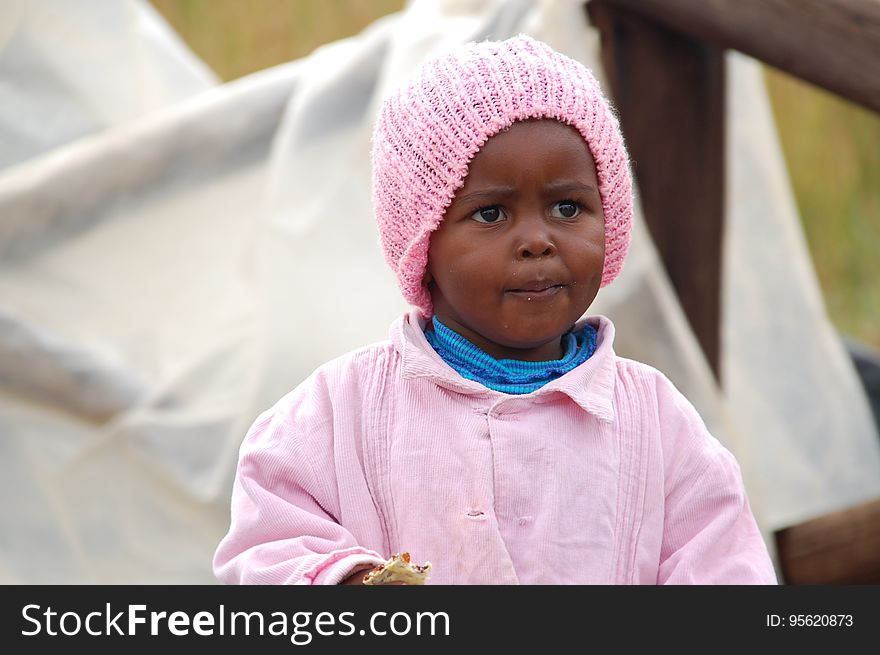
[471,206,505,223]
[550,201,582,219]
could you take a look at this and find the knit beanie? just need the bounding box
[371,34,633,319]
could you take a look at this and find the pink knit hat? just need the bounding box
[371,34,633,318]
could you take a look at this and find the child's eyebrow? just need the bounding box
[452,186,518,206]
[544,181,599,196]
[453,181,598,206]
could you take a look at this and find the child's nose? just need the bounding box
[514,216,557,259]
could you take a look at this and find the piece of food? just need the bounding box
[362,552,431,585]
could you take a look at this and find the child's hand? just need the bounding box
[341,552,431,585]
[340,567,406,585]
[340,567,374,585]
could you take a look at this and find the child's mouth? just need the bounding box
[507,284,566,300]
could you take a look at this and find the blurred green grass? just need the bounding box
[764,69,880,348]
[150,0,880,348]
[150,0,405,80]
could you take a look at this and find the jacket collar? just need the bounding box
[390,310,617,423]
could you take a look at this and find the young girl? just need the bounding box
[213,35,777,585]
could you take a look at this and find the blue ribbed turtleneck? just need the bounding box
[424,316,597,394]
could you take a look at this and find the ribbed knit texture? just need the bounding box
[425,317,597,394]
[371,34,634,318]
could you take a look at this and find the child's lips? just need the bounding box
[506,283,566,299]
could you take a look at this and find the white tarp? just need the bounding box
[1,0,878,584]
[0,0,217,172]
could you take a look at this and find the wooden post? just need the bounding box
[587,1,726,380]
[775,498,880,584]
[586,0,880,586]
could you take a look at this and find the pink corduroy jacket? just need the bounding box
[213,312,778,585]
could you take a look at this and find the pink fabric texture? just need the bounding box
[214,312,777,585]
[371,35,634,318]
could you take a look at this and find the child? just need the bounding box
[213,35,777,585]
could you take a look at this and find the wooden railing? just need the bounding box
[586,0,880,380]
[584,0,880,584]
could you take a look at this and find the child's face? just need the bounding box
[426,119,605,362]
